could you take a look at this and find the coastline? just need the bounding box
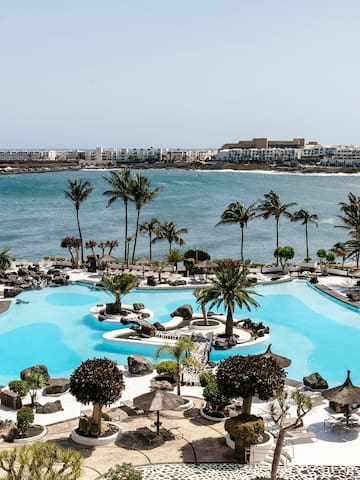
[1,161,360,176]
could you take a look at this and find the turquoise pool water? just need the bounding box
[0,281,359,387]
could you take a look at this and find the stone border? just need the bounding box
[200,404,228,422]
[71,423,122,446]
[13,425,47,444]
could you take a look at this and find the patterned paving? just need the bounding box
[138,463,360,480]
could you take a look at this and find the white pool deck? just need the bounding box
[1,268,359,467]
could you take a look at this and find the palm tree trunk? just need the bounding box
[225,308,233,337]
[176,363,181,396]
[275,218,279,266]
[240,225,244,261]
[68,247,76,267]
[149,233,152,261]
[201,302,208,326]
[124,201,128,262]
[76,208,84,264]
[305,222,309,261]
[131,208,141,263]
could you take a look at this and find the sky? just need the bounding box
[1,0,360,149]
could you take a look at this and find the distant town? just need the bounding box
[1,137,360,174]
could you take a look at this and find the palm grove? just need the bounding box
[59,168,360,271]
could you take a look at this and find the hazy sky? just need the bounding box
[2,1,360,149]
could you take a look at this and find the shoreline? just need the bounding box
[1,162,360,176]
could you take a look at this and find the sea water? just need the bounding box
[0,169,359,263]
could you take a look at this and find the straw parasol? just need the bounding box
[322,370,360,425]
[133,390,184,434]
[135,257,151,265]
[99,254,118,263]
[253,344,291,369]
[195,259,217,269]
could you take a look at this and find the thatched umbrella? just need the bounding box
[100,255,118,263]
[322,370,360,425]
[195,259,217,269]
[133,390,184,434]
[253,344,291,369]
[135,257,151,265]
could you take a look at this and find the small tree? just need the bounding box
[16,407,34,437]
[217,355,285,415]
[8,380,29,398]
[317,248,335,274]
[154,337,194,395]
[269,390,312,480]
[167,249,183,269]
[273,245,295,270]
[25,371,45,407]
[0,248,11,271]
[0,441,82,479]
[203,380,232,415]
[70,358,125,436]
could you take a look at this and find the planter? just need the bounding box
[174,397,194,411]
[13,425,47,444]
[200,403,228,422]
[190,319,222,331]
[226,431,273,464]
[71,422,122,446]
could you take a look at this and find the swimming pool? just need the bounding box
[0,281,359,387]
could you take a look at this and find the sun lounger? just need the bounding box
[136,426,161,445]
[285,430,317,442]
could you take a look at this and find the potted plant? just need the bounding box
[69,358,125,445]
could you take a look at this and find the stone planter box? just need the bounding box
[225,431,273,464]
[71,422,122,446]
[13,425,47,444]
[200,403,228,422]
[190,319,222,331]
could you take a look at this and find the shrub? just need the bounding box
[156,360,178,379]
[203,381,232,412]
[199,371,216,387]
[0,441,82,479]
[184,249,210,261]
[104,463,142,480]
[8,380,29,397]
[17,407,34,435]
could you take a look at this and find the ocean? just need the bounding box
[0,169,359,264]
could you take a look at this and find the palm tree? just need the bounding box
[194,260,261,337]
[130,173,162,263]
[167,249,183,269]
[99,273,138,314]
[154,337,194,395]
[330,242,348,268]
[291,209,318,261]
[64,178,94,264]
[97,242,106,257]
[257,190,297,265]
[106,240,119,256]
[103,168,133,262]
[138,218,161,261]
[216,201,256,261]
[60,237,81,267]
[193,287,209,326]
[336,192,360,267]
[85,240,97,258]
[0,248,11,271]
[152,221,188,254]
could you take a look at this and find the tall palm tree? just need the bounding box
[336,192,360,267]
[138,217,161,261]
[103,168,133,262]
[257,190,297,265]
[99,273,138,313]
[291,209,318,261]
[106,240,119,256]
[154,337,194,395]
[64,178,94,264]
[130,173,162,263]
[152,221,188,254]
[216,201,256,261]
[194,260,261,338]
[193,287,209,326]
[0,248,11,271]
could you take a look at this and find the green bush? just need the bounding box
[156,360,178,378]
[199,371,216,387]
[17,407,34,435]
[104,463,142,480]
[8,380,29,397]
[203,381,232,412]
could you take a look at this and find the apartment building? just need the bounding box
[0,150,57,162]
